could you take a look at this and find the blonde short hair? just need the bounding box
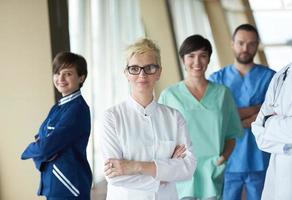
[125,38,161,66]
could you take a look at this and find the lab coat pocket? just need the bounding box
[156,141,176,159]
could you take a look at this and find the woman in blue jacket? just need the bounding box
[21,52,92,200]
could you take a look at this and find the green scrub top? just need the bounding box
[159,81,242,199]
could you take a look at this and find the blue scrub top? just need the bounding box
[209,64,275,172]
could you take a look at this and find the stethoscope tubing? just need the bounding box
[271,66,289,107]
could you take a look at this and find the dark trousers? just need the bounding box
[47,198,76,200]
[47,197,90,200]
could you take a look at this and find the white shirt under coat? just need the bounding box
[101,96,196,200]
[252,63,292,200]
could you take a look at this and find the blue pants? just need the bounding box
[223,171,266,200]
[181,197,217,200]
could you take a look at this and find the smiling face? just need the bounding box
[232,30,258,65]
[183,49,210,79]
[53,67,85,96]
[125,52,161,95]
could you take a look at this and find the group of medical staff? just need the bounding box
[101,23,292,200]
[21,23,292,200]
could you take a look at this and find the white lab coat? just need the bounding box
[100,96,196,200]
[252,63,292,200]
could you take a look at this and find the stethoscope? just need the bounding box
[271,66,289,107]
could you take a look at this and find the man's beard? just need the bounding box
[235,52,255,64]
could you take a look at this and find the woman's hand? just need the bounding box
[159,144,187,185]
[171,144,186,159]
[216,155,226,166]
[104,159,156,178]
[104,144,187,179]
[104,159,139,178]
[218,138,235,166]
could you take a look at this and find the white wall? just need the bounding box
[0,0,53,199]
[140,0,181,95]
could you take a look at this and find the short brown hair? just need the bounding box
[179,35,212,60]
[53,52,87,87]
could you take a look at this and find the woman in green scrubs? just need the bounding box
[159,35,242,200]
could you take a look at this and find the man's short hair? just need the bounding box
[232,24,260,42]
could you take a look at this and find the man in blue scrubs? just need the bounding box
[209,24,275,200]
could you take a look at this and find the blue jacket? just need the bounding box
[21,90,92,199]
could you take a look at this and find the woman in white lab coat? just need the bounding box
[100,38,196,200]
[252,63,292,200]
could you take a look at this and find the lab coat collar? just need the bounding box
[128,95,157,116]
[279,63,290,75]
[58,90,81,106]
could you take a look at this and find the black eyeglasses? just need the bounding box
[127,64,160,75]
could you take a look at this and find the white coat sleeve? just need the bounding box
[100,110,160,192]
[154,112,196,182]
[251,75,287,154]
[263,115,292,144]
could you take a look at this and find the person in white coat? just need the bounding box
[252,63,292,200]
[100,38,196,200]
